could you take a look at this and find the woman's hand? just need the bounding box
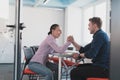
[67,35,74,43]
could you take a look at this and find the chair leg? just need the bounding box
[66,71,68,80]
[20,74,23,80]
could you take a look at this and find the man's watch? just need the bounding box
[77,54,82,59]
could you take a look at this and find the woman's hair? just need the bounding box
[89,17,102,29]
[48,24,59,35]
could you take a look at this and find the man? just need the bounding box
[70,17,110,80]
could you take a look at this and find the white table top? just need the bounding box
[51,50,79,57]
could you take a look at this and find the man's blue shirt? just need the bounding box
[79,29,110,69]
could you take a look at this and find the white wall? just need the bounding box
[64,7,82,48]
[0,0,9,19]
[9,6,65,46]
[0,6,65,63]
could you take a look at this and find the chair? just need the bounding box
[87,78,109,80]
[21,45,58,80]
[30,46,39,54]
[21,46,42,80]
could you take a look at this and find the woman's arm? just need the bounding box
[47,36,71,53]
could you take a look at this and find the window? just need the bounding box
[95,2,106,32]
[82,1,109,44]
[83,6,94,44]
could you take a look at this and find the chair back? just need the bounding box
[30,46,39,54]
[23,46,35,65]
[21,46,40,80]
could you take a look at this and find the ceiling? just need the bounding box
[10,0,98,9]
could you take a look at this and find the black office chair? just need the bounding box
[30,45,39,54]
[21,46,43,80]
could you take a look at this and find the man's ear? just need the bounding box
[94,24,97,28]
[94,23,97,26]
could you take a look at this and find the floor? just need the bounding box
[0,63,71,80]
[0,63,14,80]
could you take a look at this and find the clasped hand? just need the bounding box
[67,35,74,43]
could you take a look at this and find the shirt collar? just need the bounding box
[49,34,56,41]
[49,34,54,38]
[93,29,101,38]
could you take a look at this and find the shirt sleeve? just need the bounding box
[84,34,105,58]
[79,43,91,53]
[47,36,71,53]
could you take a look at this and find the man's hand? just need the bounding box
[79,53,85,58]
[72,53,79,59]
[72,53,85,60]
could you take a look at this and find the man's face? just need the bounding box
[88,21,96,34]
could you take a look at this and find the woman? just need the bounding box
[28,24,72,80]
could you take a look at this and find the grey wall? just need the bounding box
[110,0,120,79]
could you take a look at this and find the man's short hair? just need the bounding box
[89,17,102,28]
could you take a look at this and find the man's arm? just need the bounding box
[72,41,81,51]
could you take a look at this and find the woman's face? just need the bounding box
[52,26,62,38]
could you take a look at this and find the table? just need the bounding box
[52,50,79,80]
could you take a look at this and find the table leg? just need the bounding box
[58,57,62,80]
